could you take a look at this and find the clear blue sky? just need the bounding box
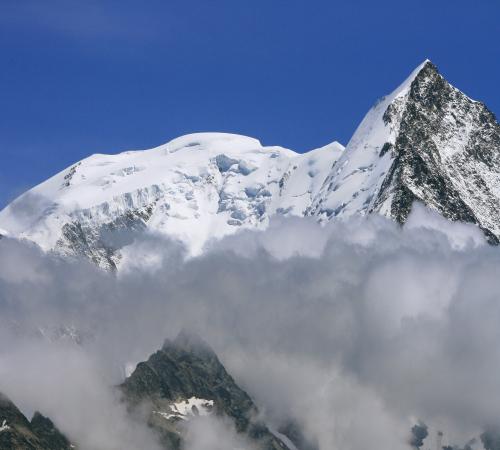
[1,0,499,208]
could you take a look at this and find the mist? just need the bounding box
[0,204,498,449]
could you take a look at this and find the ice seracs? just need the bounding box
[1,60,500,268]
[0,132,343,269]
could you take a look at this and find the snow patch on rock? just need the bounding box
[154,397,214,421]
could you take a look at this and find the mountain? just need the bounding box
[308,60,500,243]
[1,60,499,268]
[120,331,300,450]
[0,134,343,269]
[0,392,73,450]
[0,332,313,450]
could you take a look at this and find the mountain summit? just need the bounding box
[0,133,343,269]
[1,61,499,267]
[120,332,293,450]
[308,60,500,243]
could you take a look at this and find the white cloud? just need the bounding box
[0,209,497,449]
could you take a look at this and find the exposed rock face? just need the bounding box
[30,413,74,450]
[57,207,153,270]
[309,61,500,243]
[1,62,500,268]
[0,393,73,450]
[120,331,291,450]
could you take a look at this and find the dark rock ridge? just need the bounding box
[120,331,294,450]
[2,61,499,264]
[310,61,500,243]
[0,61,500,262]
[0,392,73,450]
[378,62,500,242]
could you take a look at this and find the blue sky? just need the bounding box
[1,0,499,208]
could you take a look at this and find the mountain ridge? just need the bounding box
[1,60,500,268]
[0,392,73,450]
[308,60,500,243]
[0,132,344,268]
[120,331,296,450]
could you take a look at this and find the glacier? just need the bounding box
[1,60,499,269]
[0,132,343,269]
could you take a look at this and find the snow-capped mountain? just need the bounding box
[0,133,343,269]
[1,60,499,268]
[308,60,500,243]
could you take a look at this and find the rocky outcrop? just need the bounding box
[2,62,500,267]
[120,331,291,450]
[0,393,73,450]
[309,61,500,243]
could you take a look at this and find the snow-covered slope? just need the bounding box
[0,133,343,269]
[2,60,499,268]
[308,60,500,243]
[307,60,431,220]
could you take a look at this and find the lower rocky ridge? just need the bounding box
[0,393,74,450]
[120,331,313,450]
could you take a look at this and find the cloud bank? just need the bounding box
[0,205,498,449]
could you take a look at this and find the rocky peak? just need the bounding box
[380,60,500,240]
[121,332,292,449]
[30,412,73,450]
[0,392,73,450]
[2,62,500,266]
[309,60,500,243]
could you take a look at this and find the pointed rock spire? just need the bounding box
[309,60,500,243]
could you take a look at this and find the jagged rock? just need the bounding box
[0,392,73,450]
[30,412,73,450]
[1,61,499,268]
[120,331,290,450]
[309,61,500,243]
